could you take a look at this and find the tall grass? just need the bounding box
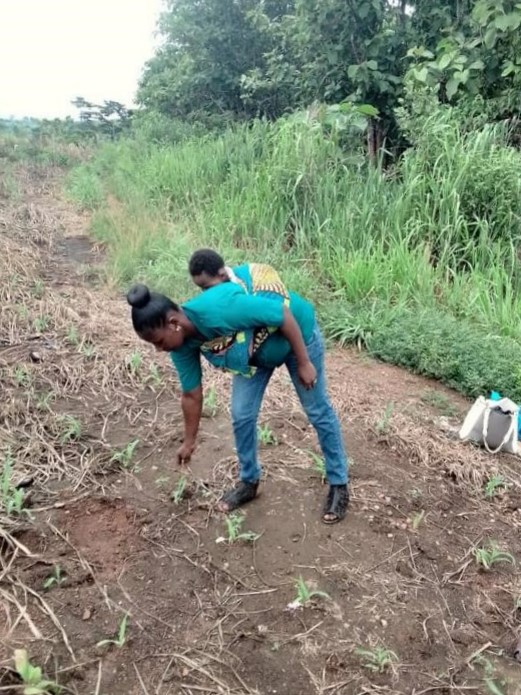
[67,106,521,397]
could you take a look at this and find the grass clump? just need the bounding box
[473,541,515,571]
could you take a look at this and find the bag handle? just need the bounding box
[482,404,516,454]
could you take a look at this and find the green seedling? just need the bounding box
[218,512,259,544]
[411,510,425,530]
[257,423,277,446]
[473,541,515,571]
[484,475,507,499]
[127,350,143,375]
[147,364,162,386]
[43,565,65,590]
[203,386,218,417]
[57,415,81,444]
[171,476,188,504]
[17,305,29,320]
[97,612,129,649]
[1,454,28,517]
[13,648,60,694]
[66,325,79,346]
[14,366,31,387]
[292,576,330,607]
[111,439,139,469]
[356,646,398,674]
[309,451,326,481]
[375,402,394,435]
[33,315,50,333]
[32,280,44,299]
[79,341,96,359]
[36,391,54,412]
[472,656,507,695]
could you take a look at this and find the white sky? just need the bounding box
[0,0,163,119]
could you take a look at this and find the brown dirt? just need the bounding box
[1,162,521,694]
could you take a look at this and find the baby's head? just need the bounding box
[189,248,228,290]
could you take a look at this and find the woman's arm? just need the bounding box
[177,386,203,464]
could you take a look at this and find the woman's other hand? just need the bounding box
[297,360,317,390]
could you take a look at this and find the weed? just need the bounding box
[484,475,507,499]
[13,649,60,694]
[31,280,44,299]
[472,656,508,695]
[411,510,425,530]
[258,423,277,446]
[1,453,28,517]
[147,364,162,386]
[218,512,260,544]
[97,612,129,649]
[375,403,394,435]
[36,391,54,412]
[79,341,96,359]
[171,476,188,504]
[43,565,65,590]
[111,439,140,469]
[57,415,81,444]
[13,366,31,388]
[155,475,170,487]
[127,350,143,375]
[473,541,515,571]
[32,315,50,333]
[421,390,458,416]
[356,646,398,673]
[309,451,326,481]
[292,576,330,606]
[203,386,218,417]
[66,325,79,345]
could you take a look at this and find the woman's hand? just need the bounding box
[297,360,317,390]
[177,440,195,465]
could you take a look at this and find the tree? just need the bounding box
[71,98,133,139]
[137,0,294,120]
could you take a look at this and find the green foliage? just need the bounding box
[57,415,82,445]
[356,646,398,673]
[13,649,60,694]
[257,424,277,446]
[365,306,521,402]
[171,476,188,505]
[96,613,129,649]
[222,512,260,544]
[484,475,508,498]
[66,165,104,211]
[473,541,515,570]
[1,453,28,517]
[111,440,140,469]
[293,576,330,606]
[43,565,65,590]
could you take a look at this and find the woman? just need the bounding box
[127,263,349,523]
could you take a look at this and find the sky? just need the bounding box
[0,0,163,119]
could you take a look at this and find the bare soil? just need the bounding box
[1,163,521,694]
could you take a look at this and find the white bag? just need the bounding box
[459,396,519,455]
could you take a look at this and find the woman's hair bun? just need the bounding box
[127,284,151,309]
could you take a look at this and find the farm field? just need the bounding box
[2,162,521,695]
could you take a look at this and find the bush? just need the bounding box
[365,306,521,402]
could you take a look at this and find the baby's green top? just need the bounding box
[170,269,315,393]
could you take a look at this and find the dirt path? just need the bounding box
[1,164,521,695]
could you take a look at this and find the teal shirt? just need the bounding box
[171,271,315,393]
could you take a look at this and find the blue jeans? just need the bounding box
[231,324,348,486]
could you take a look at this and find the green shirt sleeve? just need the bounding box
[170,343,202,393]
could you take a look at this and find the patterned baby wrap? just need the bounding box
[199,264,289,377]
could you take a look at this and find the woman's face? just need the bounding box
[141,317,185,352]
